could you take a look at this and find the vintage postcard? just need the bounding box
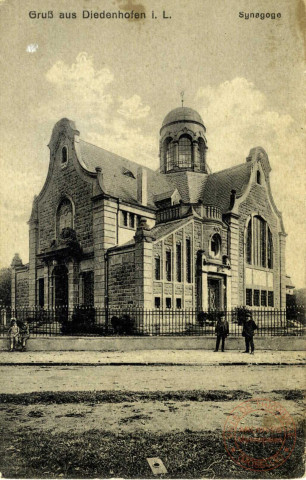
[0,0,305,478]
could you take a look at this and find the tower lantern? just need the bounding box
[160,106,208,174]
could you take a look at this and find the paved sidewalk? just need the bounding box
[0,349,304,365]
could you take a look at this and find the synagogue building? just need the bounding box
[11,107,288,311]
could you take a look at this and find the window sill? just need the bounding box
[208,257,222,265]
[246,306,275,309]
[245,264,273,272]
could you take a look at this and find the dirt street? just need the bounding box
[0,396,304,436]
[0,364,304,394]
[0,363,305,478]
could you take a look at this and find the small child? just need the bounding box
[19,320,30,351]
[7,318,20,351]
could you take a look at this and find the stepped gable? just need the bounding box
[78,139,175,208]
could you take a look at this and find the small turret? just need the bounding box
[160,106,208,174]
[11,253,23,268]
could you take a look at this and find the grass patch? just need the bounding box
[0,390,252,405]
[119,413,152,424]
[272,390,304,401]
[0,426,304,479]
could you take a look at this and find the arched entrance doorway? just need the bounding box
[52,265,68,308]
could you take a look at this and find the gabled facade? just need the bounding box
[11,107,287,310]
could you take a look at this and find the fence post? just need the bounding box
[2,308,7,326]
[105,306,109,334]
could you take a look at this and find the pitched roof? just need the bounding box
[78,140,175,208]
[77,138,252,214]
[201,162,252,212]
[108,238,135,251]
[149,216,193,241]
[108,217,194,252]
[166,171,208,203]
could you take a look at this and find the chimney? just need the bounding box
[137,167,147,206]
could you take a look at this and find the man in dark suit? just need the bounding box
[214,314,229,352]
[242,312,258,354]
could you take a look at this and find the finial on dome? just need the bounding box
[180,91,184,107]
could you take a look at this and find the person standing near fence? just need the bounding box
[19,320,30,351]
[214,314,229,352]
[7,318,19,351]
[242,312,258,354]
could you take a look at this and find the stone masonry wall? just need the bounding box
[152,218,229,309]
[107,248,136,308]
[193,221,202,307]
[238,183,281,307]
[15,269,29,307]
[38,142,93,253]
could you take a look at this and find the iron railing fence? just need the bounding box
[0,306,304,337]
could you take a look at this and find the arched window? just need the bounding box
[56,198,73,236]
[197,137,206,171]
[80,271,94,306]
[186,238,192,283]
[163,137,175,172]
[154,255,161,280]
[267,229,273,269]
[166,141,175,171]
[176,242,182,282]
[246,216,273,269]
[210,234,221,258]
[165,249,172,282]
[62,146,68,164]
[256,171,261,184]
[246,220,252,264]
[178,135,192,168]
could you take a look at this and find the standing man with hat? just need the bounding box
[242,312,258,354]
[214,313,229,352]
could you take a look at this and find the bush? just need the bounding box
[61,307,102,335]
[234,306,251,325]
[197,311,223,326]
[110,314,136,335]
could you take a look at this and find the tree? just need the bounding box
[0,267,11,307]
[294,288,306,309]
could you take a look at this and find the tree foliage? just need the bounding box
[0,267,11,307]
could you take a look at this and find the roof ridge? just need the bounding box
[209,161,248,177]
[80,139,132,161]
[79,139,157,174]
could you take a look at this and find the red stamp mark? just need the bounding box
[223,399,296,471]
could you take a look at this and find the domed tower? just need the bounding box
[160,107,208,174]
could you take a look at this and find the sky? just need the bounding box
[0,0,305,288]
